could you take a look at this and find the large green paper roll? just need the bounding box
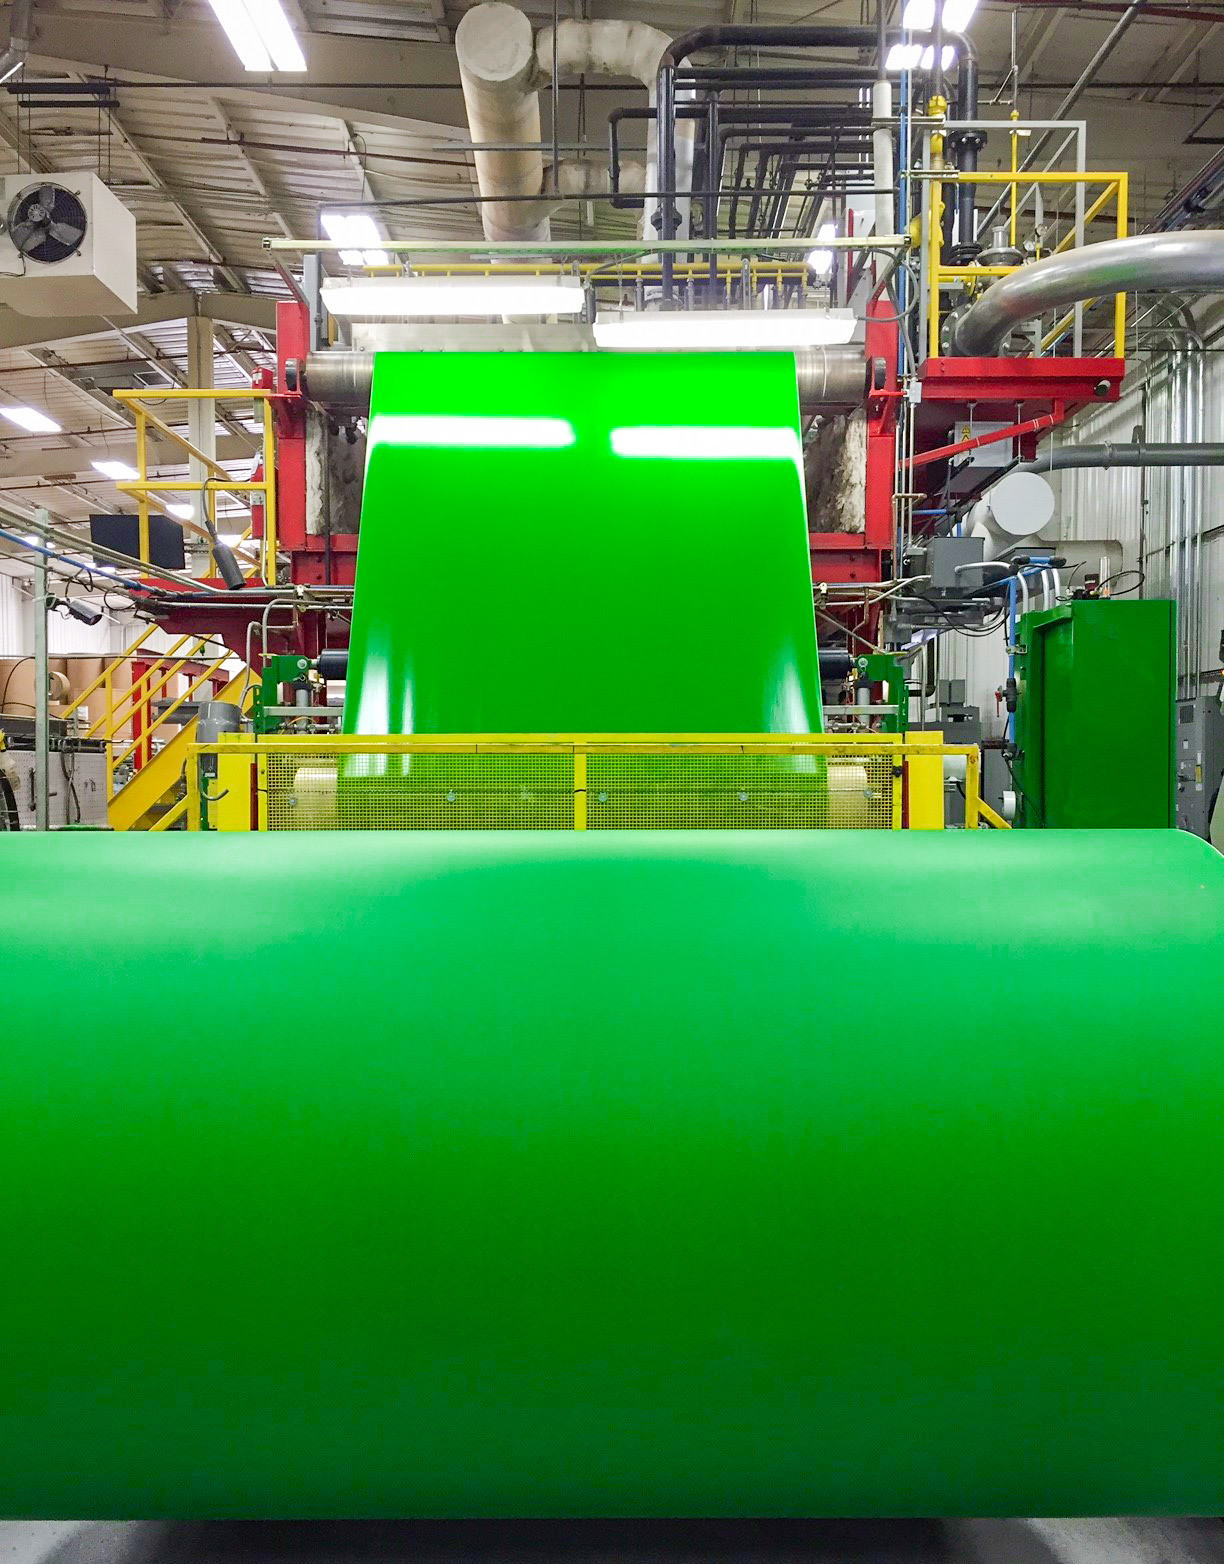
[1,829,1220,1518]
[343,352,823,736]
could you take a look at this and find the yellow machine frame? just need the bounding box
[187,732,1008,832]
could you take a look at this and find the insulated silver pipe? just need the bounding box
[292,348,869,411]
[950,230,1224,356]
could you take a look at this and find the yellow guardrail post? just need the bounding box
[1113,169,1129,356]
[572,748,587,831]
[963,744,982,830]
[906,732,946,829]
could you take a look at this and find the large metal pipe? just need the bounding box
[950,230,1224,356]
[536,18,695,240]
[0,0,33,84]
[1020,440,1224,473]
[455,3,549,244]
[294,347,869,412]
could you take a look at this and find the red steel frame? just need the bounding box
[151,294,1126,663]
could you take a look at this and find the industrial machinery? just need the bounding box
[0,2,1222,1532]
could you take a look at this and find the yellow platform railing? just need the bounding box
[926,169,1129,359]
[187,732,1008,833]
[110,386,278,586]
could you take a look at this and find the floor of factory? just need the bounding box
[2,1519,1223,1564]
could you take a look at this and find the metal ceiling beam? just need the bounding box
[0,432,257,482]
[26,15,463,136]
[0,292,277,350]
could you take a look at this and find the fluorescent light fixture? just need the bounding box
[205,0,306,72]
[92,460,139,481]
[886,39,954,69]
[370,414,576,449]
[321,276,587,319]
[218,533,246,546]
[321,212,390,268]
[807,223,838,278]
[21,533,40,545]
[165,503,194,521]
[610,426,802,469]
[901,0,935,25]
[944,0,979,30]
[1,404,61,434]
[593,309,856,351]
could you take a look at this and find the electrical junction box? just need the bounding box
[1175,692,1224,839]
[0,173,137,316]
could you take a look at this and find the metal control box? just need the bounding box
[1175,692,1224,839]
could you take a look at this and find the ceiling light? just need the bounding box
[165,503,194,521]
[322,212,390,268]
[369,414,577,449]
[901,0,935,26]
[92,460,139,481]
[206,0,306,72]
[21,533,40,546]
[321,276,587,319]
[919,44,958,68]
[1,405,61,434]
[593,309,857,351]
[807,223,838,278]
[943,0,979,30]
[218,533,247,546]
[610,426,802,468]
[886,43,922,70]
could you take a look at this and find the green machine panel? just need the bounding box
[1014,599,1175,828]
[1,829,1222,1518]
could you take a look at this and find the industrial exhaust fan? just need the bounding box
[0,172,137,316]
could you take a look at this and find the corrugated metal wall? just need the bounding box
[947,328,1224,726]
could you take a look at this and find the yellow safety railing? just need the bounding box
[186,732,1007,833]
[61,628,238,802]
[927,169,1129,359]
[110,387,278,586]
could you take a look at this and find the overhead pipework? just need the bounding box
[456,2,689,245]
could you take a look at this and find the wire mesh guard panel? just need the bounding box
[261,747,899,831]
[586,751,896,830]
[264,750,576,831]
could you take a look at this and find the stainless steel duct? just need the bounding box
[291,347,869,413]
[950,230,1224,356]
[0,0,33,84]
[1020,440,1224,473]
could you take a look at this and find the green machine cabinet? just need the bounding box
[1014,599,1175,828]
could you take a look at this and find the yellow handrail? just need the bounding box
[110,386,278,586]
[113,652,230,770]
[59,620,164,721]
[926,169,1130,360]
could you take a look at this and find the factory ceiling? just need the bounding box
[0,0,1222,528]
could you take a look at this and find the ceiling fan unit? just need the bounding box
[0,173,137,317]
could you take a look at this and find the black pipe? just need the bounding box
[655,24,979,297]
[950,51,982,259]
[677,66,880,85]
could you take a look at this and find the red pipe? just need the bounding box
[903,412,1060,471]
